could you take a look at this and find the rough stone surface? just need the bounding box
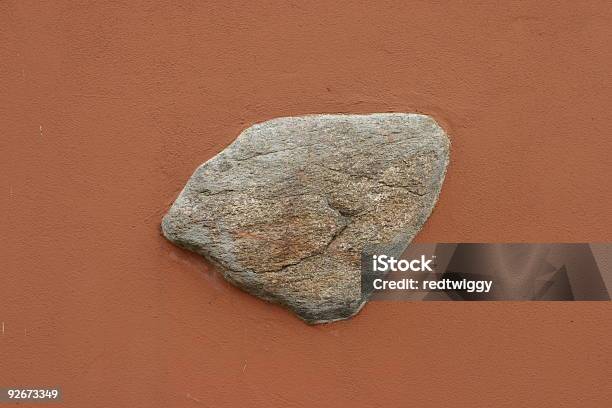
[162,113,450,323]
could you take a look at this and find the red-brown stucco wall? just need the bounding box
[2,1,611,407]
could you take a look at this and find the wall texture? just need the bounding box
[2,1,611,407]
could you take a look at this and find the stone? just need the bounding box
[162,113,450,323]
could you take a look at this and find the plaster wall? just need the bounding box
[2,1,611,407]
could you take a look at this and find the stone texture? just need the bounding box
[162,113,450,323]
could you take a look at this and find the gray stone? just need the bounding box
[162,113,450,323]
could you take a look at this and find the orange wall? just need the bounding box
[2,1,611,407]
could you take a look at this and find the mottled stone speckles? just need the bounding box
[162,113,450,323]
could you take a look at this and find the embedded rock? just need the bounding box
[162,113,450,323]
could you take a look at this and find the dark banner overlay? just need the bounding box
[361,244,612,301]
